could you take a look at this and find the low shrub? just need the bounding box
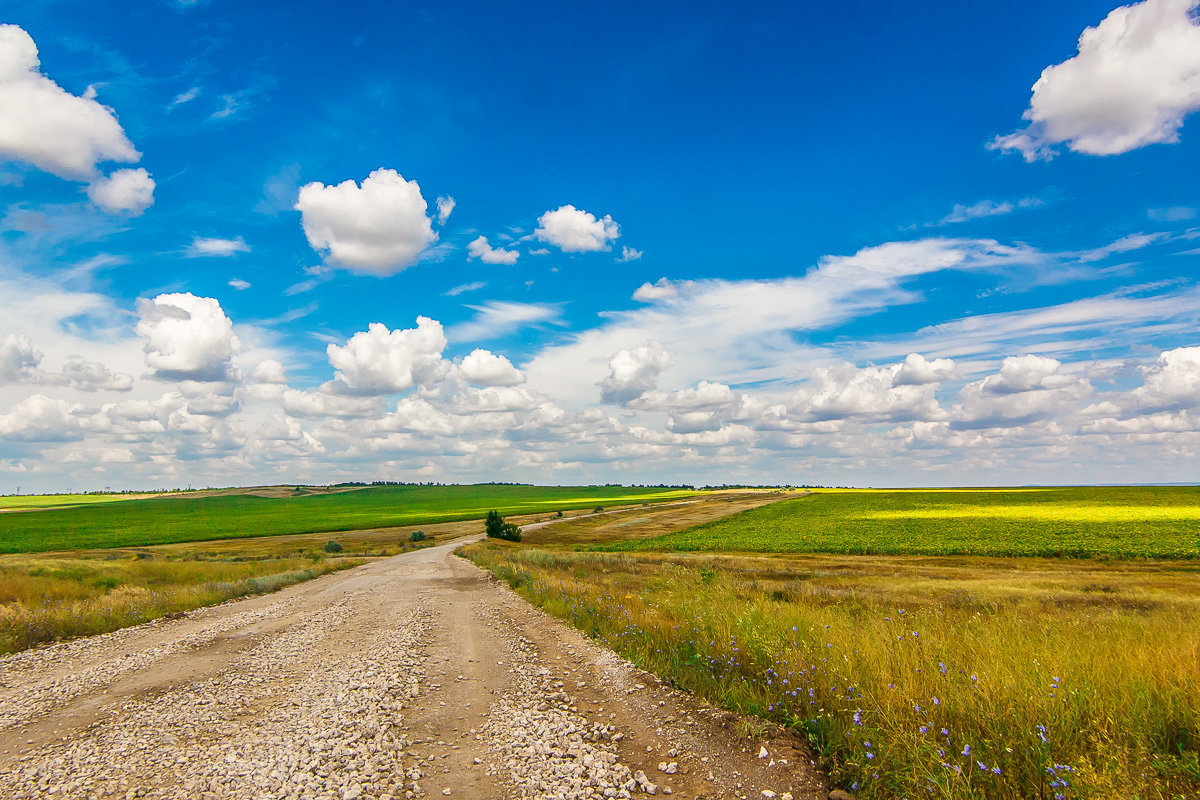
[322,540,343,554]
[410,530,427,542]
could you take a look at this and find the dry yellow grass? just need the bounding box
[462,493,1200,799]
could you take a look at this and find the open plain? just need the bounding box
[0,495,823,800]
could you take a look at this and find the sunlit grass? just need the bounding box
[0,492,163,510]
[605,487,1200,559]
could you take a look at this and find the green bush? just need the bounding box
[409,530,427,542]
[322,540,343,554]
[593,506,605,513]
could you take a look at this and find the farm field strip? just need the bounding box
[605,487,1200,559]
[0,484,700,553]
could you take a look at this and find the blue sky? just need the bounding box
[1,0,1199,491]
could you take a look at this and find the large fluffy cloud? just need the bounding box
[0,25,153,212]
[992,0,1200,160]
[952,355,1090,429]
[0,394,87,441]
[136,293,240,382]
[1085,346,1200,418]
[1130,346,1200,409]
[534,204,620,252]
[325,318,448,395]
[295,169,437,274]
[788,360,947,423]
[598,341,671,404]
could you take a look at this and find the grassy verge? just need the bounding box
[0,521,461,655]
[0,555,364,654]
[461,493,1200,799]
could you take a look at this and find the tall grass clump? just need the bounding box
[463,544,1200,799]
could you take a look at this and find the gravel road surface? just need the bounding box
[0,534,826,799]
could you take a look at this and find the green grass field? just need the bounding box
[604,487,1200,559]
[0,484,697,553]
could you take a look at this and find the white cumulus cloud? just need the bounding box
[86,167,155,216]
[534,204,620,252]
[466,235,520,265]
[0,394,87,441]
[0,25,154,214]
[598,341,671,404]
[790,362,945,423]
[632,277,681,302]
[1127,345,1200,410]
[325,318,448,395]
[0,333,42,383]
[953,355,1090,429]
[978,354,1078,394]
[295,168,437,275]
[991,0,1200,160]
[0,25,139,179]
[459,349,525,387]
[50,359,133,392]
[894,353,957,385]
[250,359,287,385]
[136,293,240,382]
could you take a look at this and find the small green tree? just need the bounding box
[323,540,343,553]
[484,510,521,542]
[409,530,427,542]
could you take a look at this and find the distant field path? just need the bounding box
[0,502,824,799]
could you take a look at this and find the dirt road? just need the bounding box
[0,533,826,800]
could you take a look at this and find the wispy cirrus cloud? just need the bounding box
[932,197,1044,226]
[447,300,565,342]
